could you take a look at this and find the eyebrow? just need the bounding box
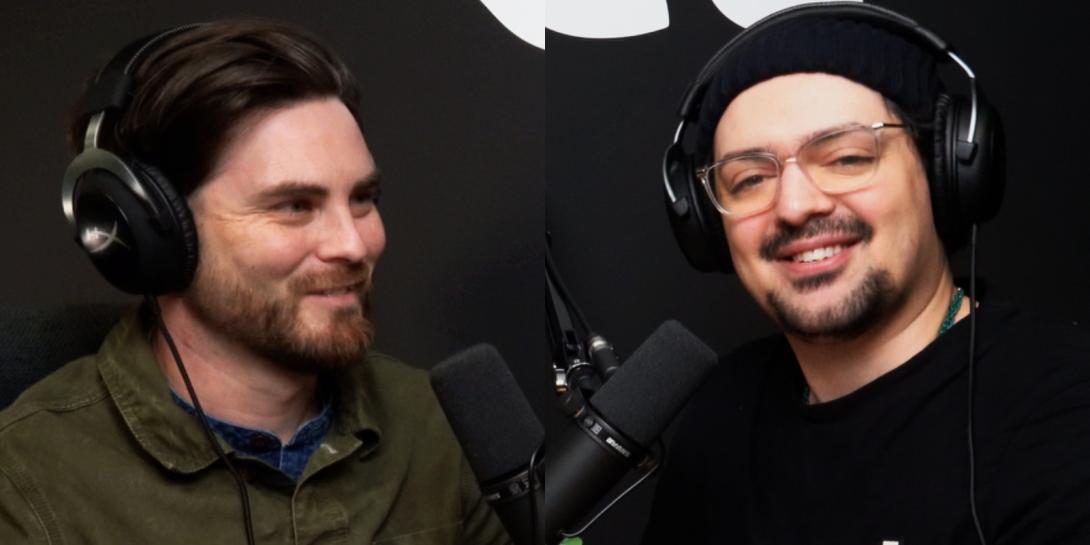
[715,122,864,163]
[252,169,383,204]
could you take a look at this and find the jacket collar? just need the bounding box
[95,308,382,474]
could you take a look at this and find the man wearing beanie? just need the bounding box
[643,4,1090,544]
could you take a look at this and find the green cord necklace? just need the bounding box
[937,286,965,337]
[802,286,965,404]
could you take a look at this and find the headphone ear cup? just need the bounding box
[128,159,199,294]
[953,98,1006,225]
[930,92,1006,252]
[929,93,965,250]
[70,159,160,294]
[663,143,733,273]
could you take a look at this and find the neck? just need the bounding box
[151,295,321,443]
[788,270,969,404]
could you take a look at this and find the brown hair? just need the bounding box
[67,18,362,195]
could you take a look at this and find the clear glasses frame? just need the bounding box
[696,122,911,218]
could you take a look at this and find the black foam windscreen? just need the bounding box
[430,344,545,482]
[588,320,718,447]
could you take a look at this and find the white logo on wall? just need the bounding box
[548,0,669,40]
[481,0,862,49]
[479,0,545,49]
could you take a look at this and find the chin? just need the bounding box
[287,298,375,365]
[764,267,899,342]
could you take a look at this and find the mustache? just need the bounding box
[290,265,373,294]
[759,216,874,261]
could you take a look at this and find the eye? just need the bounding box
[350,187,380,211]
[281,199,313,214]
[830,154,876,168]
[728,174,771,196]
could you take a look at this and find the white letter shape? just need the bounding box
[479,0,545,49]
[547,0,670,39]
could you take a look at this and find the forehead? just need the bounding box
[714,73,891,154]
[213,97,374,191]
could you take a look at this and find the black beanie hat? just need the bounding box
[695,15,943,158]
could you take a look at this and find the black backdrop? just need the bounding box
[549,1,1090,544]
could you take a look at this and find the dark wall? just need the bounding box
[0,0,548,414]
[547,1,1090,544]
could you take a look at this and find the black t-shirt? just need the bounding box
[642,302,1090,545]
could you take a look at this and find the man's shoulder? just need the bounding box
[362,350,430,384]
[975,301,1090,380]
[349,350,446,428]
[698,333,790,399]
[975,301,1090,410]
[0,353,116,511]
[357,350,435,406]
[983,300,1088,344]
[0,354,110,439]
[672,333,789,441]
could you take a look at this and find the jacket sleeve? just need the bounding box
[457,454,514,545]
[0,460,52,545]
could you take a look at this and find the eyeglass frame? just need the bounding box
[695,121,912,218]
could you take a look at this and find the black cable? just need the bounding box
[545,245,592,337]
[528,444,545,545]
[966,224,987,545]
[145,296,257,545]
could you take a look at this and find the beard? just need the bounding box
[766,267,901,342]
[183,255,375,371]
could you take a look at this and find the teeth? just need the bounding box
[791,245,843,263]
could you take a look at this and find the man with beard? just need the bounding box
[0,20,509,544]
[644,4,1090,544]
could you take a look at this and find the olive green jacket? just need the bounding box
[0,311,510,545]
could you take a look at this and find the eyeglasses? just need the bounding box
[696,122,911,218]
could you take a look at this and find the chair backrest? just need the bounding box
[0,304,129,410]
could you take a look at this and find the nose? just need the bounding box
[772,159,836,226]
[314,206,382,264]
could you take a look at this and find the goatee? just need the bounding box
[767,267,900,342]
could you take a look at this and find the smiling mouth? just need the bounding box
[788,244,846,264]
[760,216,874,263]
[306,280,366,298]
[315,286,357,296]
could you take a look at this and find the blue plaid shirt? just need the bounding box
[171,391,332,481]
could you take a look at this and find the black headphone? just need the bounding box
[61,24,202,295]
[662,2,1006,273]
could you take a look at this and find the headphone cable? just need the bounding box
[145,295,257,545]
[966,224,986,545]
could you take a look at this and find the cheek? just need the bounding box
[723,217,771,290]
[199,220,311,280]
[844,177,934,261]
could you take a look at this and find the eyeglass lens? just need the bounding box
[710,126,882,215]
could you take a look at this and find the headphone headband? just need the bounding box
[80,24,202,121]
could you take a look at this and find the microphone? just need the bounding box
[430,344,546,545]
[544,320,717,540]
